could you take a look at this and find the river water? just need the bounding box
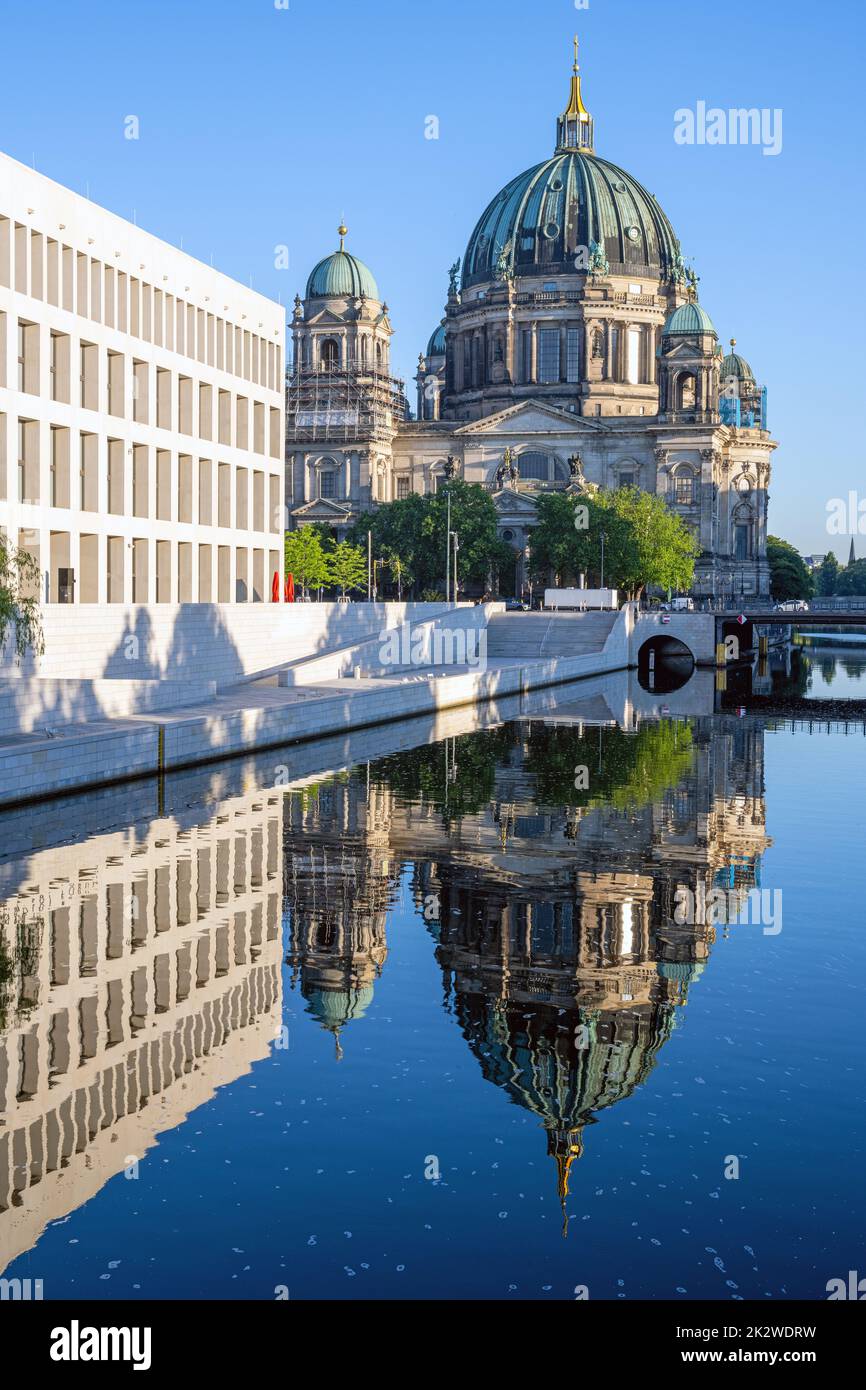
[1,655,864,1301]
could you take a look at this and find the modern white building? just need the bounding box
[0,152,286,606]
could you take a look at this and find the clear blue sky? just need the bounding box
[1,0,862,556]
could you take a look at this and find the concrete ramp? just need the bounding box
[486,611,619,660]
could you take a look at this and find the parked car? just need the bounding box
[504,598,529,612]
[660,597,695,612]
[774,599,810,613]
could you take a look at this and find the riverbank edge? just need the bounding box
[0,651,632,809]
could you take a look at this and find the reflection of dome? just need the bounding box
[426,323,446,357]
[657,959,706,989]
[662,299,717,338]
[306,226,379,300]
[462,149,681,289]
[304,984,375,1030]
[451,991,675,1233]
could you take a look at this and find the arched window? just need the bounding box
[733,504,754,560]
[673,466,698,506]
[515,451,568,483]
[375,341,383,370]
[320,339,339,371]
[676,373,697,411]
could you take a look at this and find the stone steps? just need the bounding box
[486,612,619,659]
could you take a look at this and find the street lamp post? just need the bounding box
[600,530,607,591]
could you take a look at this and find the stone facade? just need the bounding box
[286,48,776,601]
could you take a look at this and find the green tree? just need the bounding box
[528,487,698,598]
[422,480,512,593]
[0,535,44,661]
[767,536,814,602]
[604,487,699,597]
[352,483,510,595]
[382,548,412,601]
[327,541,368,599]
[816,551,839,597]
[284,527,331,598]
[836,559,866,597]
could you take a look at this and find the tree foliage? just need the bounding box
[528,487,699,597]
[0,535,44,661]
[767,536,814,602]
[835,559,866,597]
[327,541,368,598]
[284,527,332,596]
[816,552,839,597]
[350,482,511,596]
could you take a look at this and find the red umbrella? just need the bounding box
[285,573,296,604]
[271,572,280,603]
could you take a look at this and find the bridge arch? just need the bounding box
[637,634,696,693]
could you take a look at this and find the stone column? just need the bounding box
[530,323,538,384]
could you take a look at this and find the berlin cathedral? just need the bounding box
[286,41,776,600]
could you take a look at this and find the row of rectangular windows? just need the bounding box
[3,316,282,458]
[0,214,282,389]
[7,526,283,604]
[1,417,282,529]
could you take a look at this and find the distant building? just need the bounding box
[0,152,285,606]
[286,43,778,601]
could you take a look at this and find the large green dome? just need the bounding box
[461,149,681,290]
[306,233,379,301]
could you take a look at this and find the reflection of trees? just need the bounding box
[523,721,695,810]
[370,727,517,827]
[370,722,696,826]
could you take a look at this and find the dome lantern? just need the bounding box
[556,36,594,153]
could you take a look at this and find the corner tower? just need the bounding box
[286,226,408,534]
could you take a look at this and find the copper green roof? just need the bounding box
[662,299,717,337]
[306,250,379,301]
[720,346,754,382]
[426,323,447,357]
[462,149,681,289]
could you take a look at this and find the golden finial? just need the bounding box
[338,223,348,252]
[560,35,591,130]
[730,337,737,348]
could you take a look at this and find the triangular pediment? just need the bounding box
[292,498,352,520]
[491,489,541,517]
[306,308,349,327]
[455,400,587,436]
[660,340,701,361]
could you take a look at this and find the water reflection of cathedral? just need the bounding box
[282,719,770,1230]
[0,789,284,1271]
[283,776,401,1058]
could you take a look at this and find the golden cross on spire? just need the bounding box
[573,35,579,73]
[338,222,348,252]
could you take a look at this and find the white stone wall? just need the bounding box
[0,601,475,687]
[0,151,285,606]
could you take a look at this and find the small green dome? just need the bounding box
[662,300,717,338]
[427,323,447,357]
[720,342,754,382]
[306,230,379,301]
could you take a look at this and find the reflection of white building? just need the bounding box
[286,46,776,600]
[0,152,285,606]
[0,788,284,1271]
